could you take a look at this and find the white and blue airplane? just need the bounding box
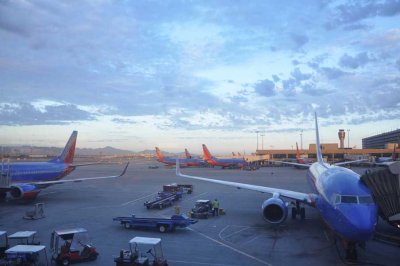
[0,131,129,200]
[176,113,377,261]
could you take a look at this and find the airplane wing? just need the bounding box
[333,159,367,166]
[270,160,311,168]
[29,162,129,185]
[175,160,316,206]
[71,161,123,167]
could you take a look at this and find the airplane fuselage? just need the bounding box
[5,162,74,183]
[157,157,205,167]
[307,162,377,242]
[206,157,246,168]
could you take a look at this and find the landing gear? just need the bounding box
[291,201,306,220]
[345,242,358,262]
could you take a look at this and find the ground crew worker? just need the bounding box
[213,198,219,216]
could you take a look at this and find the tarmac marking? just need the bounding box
[218,225,250,240]
[120,192,157,206]
[167,259,238,265]
[187,227,273,266]
[323,230,330,242]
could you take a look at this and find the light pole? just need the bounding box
[300,130,303,151]
[261,133,265,150]
[256,130,259,151]
[347,129,350,148]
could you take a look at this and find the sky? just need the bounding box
[0,0,399,154]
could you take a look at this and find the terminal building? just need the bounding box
[362,129,400,149]
[255,129,399,162]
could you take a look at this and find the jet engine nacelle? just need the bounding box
[10,184,41,200]
[262,196,288,224]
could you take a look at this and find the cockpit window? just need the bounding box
[340,196,358,204]
[358,196,374,204]
[334,195,374,204]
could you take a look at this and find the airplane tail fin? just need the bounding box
[315,113,324,164]
[296,142,300,160]
[185,148,192,159]
[49,131,77,164]
[238,152,242,157]
[155,147,164,161]
[232,152,236,157]
[202,144,212,160]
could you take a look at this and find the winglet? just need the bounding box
[119,162,130,177]
[176,158,181,176]
[315,113,324,164]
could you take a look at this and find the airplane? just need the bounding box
[202,144,247,169]
[375,145,398,164]
[185,149,192,159]
[295,142,314,165]
[0,131,129,201]
[155,147,206,167]
[177,114,377,261]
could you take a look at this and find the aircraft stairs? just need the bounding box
[0,159,11,188]
[361,161,400,245]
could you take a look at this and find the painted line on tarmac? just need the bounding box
[187,227,273,266]
[218,225,250,240]
[120,192,157,206]
[167,259,238,265]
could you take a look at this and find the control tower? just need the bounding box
[338,129,345,149]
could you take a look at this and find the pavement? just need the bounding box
[0,160,399,266]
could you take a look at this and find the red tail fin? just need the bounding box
[185,149,191,159]
[155,147,164,161]
[202,144,212,160]
[232,152,236,157]
[50,131,77,164]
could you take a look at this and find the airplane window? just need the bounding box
[358,196,374,204]
[340,195,358,204]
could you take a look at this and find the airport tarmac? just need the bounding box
[1,160,399,266]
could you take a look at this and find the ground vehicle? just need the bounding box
[163,183,193,194]
[114,237,168,266]
[190,200,214,219]
[8,231,40,245]
[144,192,181,209]
[4,245,48,265]
[50,228,98,265]
[113,214,197,233]
[0,231,8,258]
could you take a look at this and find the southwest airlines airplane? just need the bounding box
[202,144,247,168]
[0,131,129,200]
[177,114,377,261]
[155,147,206,167]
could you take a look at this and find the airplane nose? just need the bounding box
[339,205,377,241]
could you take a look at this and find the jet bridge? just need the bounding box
[0,160,11,188]
[360,161,400,228]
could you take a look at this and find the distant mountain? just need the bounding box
[1,145,192,157]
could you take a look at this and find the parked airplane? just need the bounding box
[185,149,192,159]
[375,145,398,164]
[155,147,206,167]
[177,114,377,261]
[202,144,247,169]
[295,142,314,165]
[0,131,129,200]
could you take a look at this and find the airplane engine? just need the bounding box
[10,184,41,200]
[262,197,288,224]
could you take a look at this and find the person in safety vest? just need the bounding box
[213,198,219,216]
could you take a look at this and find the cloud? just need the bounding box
[290,33,309,49]
[291,68,312,81]
[326,0,400,29]
[319,67,351,80]
[396,59,400,71]
[253,79,275,97]
[339,52,372,69]
[0,102,95,125]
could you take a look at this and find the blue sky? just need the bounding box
[0,0,399,154]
